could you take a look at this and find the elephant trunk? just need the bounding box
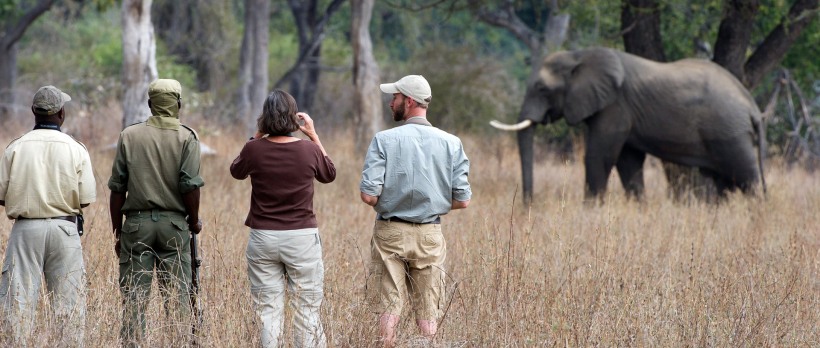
[517,124,535,206]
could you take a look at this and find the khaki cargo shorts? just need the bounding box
[366,220,446,320]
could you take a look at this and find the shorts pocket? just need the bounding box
[422,233,442,247]
[374,223,402,243]
[170,217,188,231]
[122,220,140,234]
[58,224,78,237]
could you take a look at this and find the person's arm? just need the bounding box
[110,191,126,257]
[359,137,385,207]
[361,192,378,206]
[230,142,252,180]
[179,132,204,233]
[110,191,126,236]
[182,187,202,233]
[450,141,472,210]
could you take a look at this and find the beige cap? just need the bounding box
[32,86,71,115]
[380,75,432,106]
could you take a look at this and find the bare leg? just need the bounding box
[379,313,400,347]
[417,319,437,340]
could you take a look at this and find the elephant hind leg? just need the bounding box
[616,145,646,200]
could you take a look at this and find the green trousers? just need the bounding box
[118,210,192,346]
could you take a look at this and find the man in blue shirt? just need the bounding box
[360,74,471,346]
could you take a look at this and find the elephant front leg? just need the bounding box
[616,145,646,199]
[583,127,628,202]
[583,154,617,201]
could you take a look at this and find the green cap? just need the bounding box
[32,86,71,115]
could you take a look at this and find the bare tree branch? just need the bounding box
[274,0,345,89]
[1,0,55,49]
[473,0,541,54]
[744,0,819,89]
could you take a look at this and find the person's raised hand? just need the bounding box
[297,112,318,141]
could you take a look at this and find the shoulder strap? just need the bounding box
[181,124,199,140]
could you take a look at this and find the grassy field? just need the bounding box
[0,114,818,347]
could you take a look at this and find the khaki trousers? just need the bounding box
[246,228,326,348]
[0,219,86,347]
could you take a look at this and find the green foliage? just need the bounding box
[155,43,197,94]
[17,8,123,106]
[659,1,723,60]
[0,0,21,19]
[562,0,622,49]
[400,41,523,134]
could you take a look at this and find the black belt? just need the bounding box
[17,216,76,223]
[377,216,440,224]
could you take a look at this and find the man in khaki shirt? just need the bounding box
[108,79,204,346]
[0,86,96,346]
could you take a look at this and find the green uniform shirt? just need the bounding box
[108,121,204,213]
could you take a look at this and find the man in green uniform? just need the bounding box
[108,79,204,346]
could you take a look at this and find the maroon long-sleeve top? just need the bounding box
[230,138,336,230]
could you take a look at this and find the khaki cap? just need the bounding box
[32,86,71,115]
[380,75,432,106]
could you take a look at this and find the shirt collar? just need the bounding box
[34,122,61,131]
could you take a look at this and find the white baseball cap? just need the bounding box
[380,75,432,106]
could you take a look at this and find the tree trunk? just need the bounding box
[712,0,759,79]
[249,0,270,124]
[287,0,319,112]
[351,0,383,150]
[153,0,228,91]
[621,0,665,61]
[0,0,55,122]
[121,0,158,129]
[0,43,18,119]
[236,0,270,133]
[278,0,344,113]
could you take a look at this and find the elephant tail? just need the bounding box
[753,113,768,196]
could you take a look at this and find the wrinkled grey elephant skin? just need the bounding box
[494,47,765,203]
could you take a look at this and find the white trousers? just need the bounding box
[246,228,326,348]
[0,219,86,347]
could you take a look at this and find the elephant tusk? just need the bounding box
[489,119,533,131]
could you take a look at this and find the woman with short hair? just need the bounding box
[230,89,335,347]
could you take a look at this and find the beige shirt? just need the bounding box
[0,129,97,218]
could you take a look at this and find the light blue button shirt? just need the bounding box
[360,118,471,223]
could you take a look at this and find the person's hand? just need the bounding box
[297,112,318,141]
[114,239,121,258]
[189,218,203,234]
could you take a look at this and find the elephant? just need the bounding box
[491,47,766,203]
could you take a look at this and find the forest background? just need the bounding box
[0,0,818,347]
[2,0,818,153]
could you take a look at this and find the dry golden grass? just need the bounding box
[0,113,818,347]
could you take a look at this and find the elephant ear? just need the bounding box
[564,48,625,125]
